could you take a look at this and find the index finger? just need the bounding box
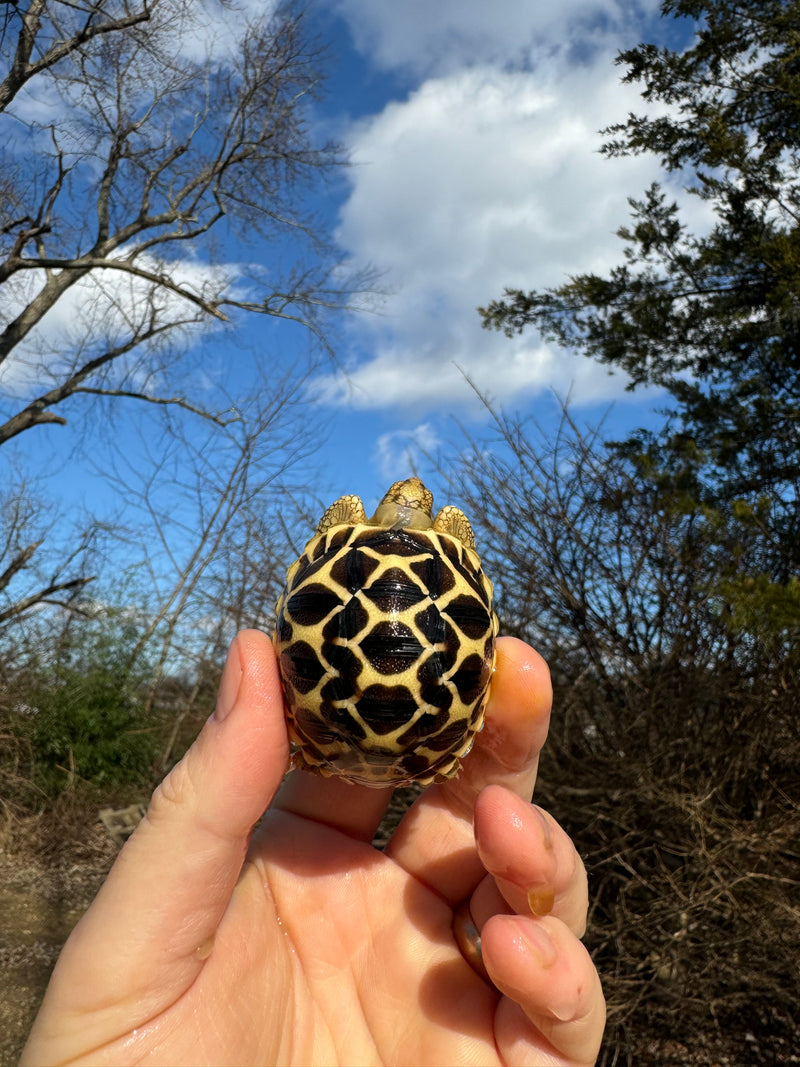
[384,637,552,903]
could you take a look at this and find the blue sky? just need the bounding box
[299,0,686,509]
[5,0,698,543]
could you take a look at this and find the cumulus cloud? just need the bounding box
[174,0,280,65]
[314,54,674,413]
[375,422,441,482]
[331,0,660,77]
[0,251,240,397]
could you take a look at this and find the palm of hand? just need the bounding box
[21,633,604,1067]
[120,810,549,1066]
[193,814,497,1066]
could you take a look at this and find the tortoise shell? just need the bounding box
[273,478,498,787]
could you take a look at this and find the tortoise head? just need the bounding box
[369,477,434,531]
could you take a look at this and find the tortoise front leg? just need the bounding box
[432,505,476,549]
[316,494,368,534]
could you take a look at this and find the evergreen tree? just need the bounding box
[481,0,800,555]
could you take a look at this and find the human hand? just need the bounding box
[21,630,605,1066]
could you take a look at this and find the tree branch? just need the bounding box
[0,574,94,627]
[2,255,229,320]
[0,539,43,594]
[0,316,181,445]
[0,0,152,113]
[72,387,241,427]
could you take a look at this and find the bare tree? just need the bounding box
[132,395,314,765]
[100,368,319,684]
[450,404,723,670]
[0,478,96,641]
[0,0,357,443]
[0,0,360,629]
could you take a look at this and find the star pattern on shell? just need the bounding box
[273,478,498,787]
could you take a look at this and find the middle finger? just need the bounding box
[472,784,589,938]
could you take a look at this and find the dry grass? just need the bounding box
[536,749,800,1066]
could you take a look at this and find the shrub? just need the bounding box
[6,614,157,800]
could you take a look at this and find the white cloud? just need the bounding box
[331,0,661,77]
[0,251,241,397]
[315,55,678,413]
[173,0,280,66]
[5,0,281,132]
[375,422,441,481]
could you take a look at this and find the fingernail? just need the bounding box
[527,884,555,916]
[532,805,554,851]
[214,638,242,722]
[522,920,557,967]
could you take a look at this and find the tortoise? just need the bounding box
[273,477,498,787]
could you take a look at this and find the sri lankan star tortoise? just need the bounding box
[273,477,498,787]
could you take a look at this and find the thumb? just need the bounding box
[36,630,288,1027]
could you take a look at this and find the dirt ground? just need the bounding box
[0,840,117,1067]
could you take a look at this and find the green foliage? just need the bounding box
[716,571,800,652]
[9,613,158,799]
[480,0,800,533]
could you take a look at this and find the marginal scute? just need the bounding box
[423,717,472,753]
[324,704,368,741]
[397,706,449,746]
[273,478,498,787]
[279,641,325,692]
[399,752,438,778]
[452,652,491,705]
[292,705,340,746]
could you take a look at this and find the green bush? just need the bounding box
[9,616,158,799]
